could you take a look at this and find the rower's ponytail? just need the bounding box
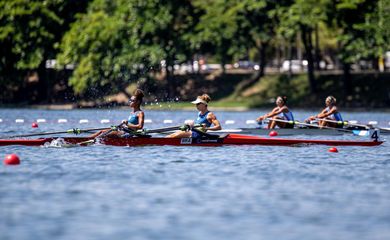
[134,89,144,102]
[199,94,211,103]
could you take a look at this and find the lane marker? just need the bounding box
[225,120,235,125]
[368,121,378,126]
[58,119,68,123]
[163,119,173,124]
[0,119,2,123]
[15,119,24,123]
[79,119,89,124]
[246,120,256,124]
[37,119,46,123]
[184,119,194,125]
[144,119,153,123]
[100,119,110,124]
[348,120,358,124]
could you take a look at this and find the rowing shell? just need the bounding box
[0,134,383,147]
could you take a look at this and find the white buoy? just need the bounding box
[246,120,256,124]
[184,119,194,125]
[225,120,235,125]
[100,119,110,124]
[0,119,3,123]
[79,119,89,124]
[58,119,68,123]
[368,121,378,126]
[15,119,24,123]
[144,119,153,123]
[163,119,173,124]
[37,119,46,123]
[348,120,358,124]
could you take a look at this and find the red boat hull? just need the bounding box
[0,134,383,147]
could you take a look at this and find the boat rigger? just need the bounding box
[0,133,383,147]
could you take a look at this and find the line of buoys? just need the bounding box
[0,118,388,126]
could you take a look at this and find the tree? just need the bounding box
[0,0,89,102]
[277,0,331,94]
[58,0,199,99]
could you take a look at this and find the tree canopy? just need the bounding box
[0,0,389,102]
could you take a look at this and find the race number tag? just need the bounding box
[180,138,192,144]
[370,129,379,140]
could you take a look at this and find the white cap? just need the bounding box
[191,98,208,105]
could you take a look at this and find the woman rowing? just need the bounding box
[90,89,145,137]
[166,94,222,138]
[256,96,294,129]
[305,96,342,128]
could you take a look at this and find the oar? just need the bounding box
[263,118,371,135]
[138,125,185,134]
[315,118,370,129]
[77,123,125,146]
[0,127,114,139]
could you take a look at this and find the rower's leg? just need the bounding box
[89,130,106,138]
[166,130,192,138]
[269,117,277,129]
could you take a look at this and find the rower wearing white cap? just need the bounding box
[305,96,343,128]
[166,94,222,138]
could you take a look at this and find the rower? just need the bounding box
[256,96,294,129]
[305,96,343,128]
[90,89,145,138]
[166,94,222,138]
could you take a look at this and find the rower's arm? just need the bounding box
[317,107,336,118]
[265,107,283,118]
[126,112,145,130]
[206,112,222,131]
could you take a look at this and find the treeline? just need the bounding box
[0,0,389,104]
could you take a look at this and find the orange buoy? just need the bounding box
[269,131,278,137]
[4,154,21,165]
[328,147,338,153]
[32,122,38,128]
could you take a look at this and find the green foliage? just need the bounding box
[58,0,198,95]
[1,0,388,102]
[0,0,62,70]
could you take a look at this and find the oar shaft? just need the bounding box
[265,118,353,132]
[315,118,369,129]
[2,127,111,139]
[143,125,183,134]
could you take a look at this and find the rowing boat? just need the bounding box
[215,128,388,136]
[0,133,383,147]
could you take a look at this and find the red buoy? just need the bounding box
[328,147,338,153]
[32,122,38,128]
[269,131,278,137]
[4,154,21,165]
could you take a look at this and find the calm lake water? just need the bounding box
[0,109,389,240]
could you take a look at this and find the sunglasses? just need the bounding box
[128,98,137,103]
